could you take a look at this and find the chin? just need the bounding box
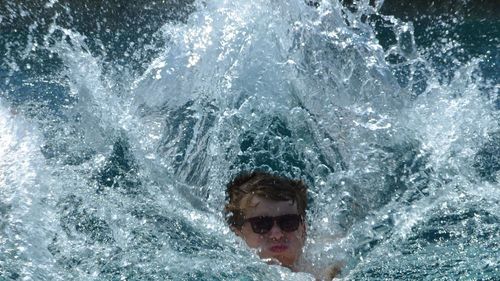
[264,252,296,268]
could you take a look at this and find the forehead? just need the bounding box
[243,195,298,218]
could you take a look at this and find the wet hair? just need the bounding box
[224,171,308,229]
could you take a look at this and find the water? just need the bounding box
[1,0,498,280]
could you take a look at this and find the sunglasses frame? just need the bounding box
[243,214,303,234]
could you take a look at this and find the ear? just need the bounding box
[231,226,243,237]
[300,221,307,240]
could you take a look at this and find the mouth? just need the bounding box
[269,244,288,253]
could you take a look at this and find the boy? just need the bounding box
[225,171,308,271]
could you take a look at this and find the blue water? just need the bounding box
[1,0,498,280]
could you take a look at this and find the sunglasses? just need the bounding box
[244,214,303,234]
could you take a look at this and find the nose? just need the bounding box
[267,221,285,240]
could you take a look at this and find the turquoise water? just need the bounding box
[1,0,498,280]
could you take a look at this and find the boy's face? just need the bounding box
[234,196,306,269]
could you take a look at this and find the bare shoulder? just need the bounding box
[322,261,343,280]
[296,259,344,280]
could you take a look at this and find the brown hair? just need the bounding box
[224,171,308,228]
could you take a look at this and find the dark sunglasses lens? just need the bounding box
[249,217,273,234]
[277,215,301,232]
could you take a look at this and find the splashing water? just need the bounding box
[1,0,499,280]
